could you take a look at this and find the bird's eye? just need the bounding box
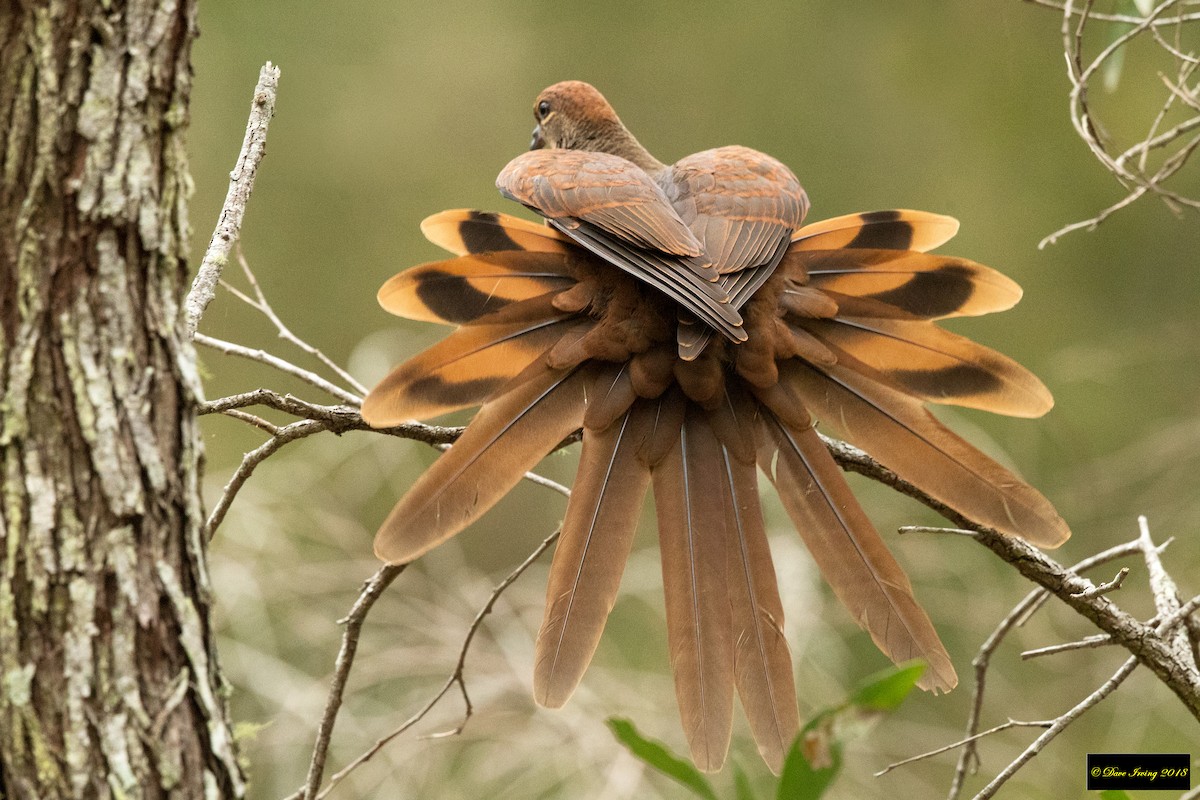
[537,100,551,119]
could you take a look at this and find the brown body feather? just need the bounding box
[363,81,1070,773]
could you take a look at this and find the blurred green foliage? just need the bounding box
[190,2,1199,798]
[609,663,926,799]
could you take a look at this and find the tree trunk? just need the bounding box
[0,2,244,797]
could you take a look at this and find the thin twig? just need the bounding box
[218,407,280,435]
[970,656,1140,800]
[1070,567,1130,598]
[305,526,564,800]
[1023,0,1200,24]
[1025,0,1200,242]
[897,525,978,537]
[205,418,329,538]
[875,719,1053,776]
[185,63,280,337]
[1021,632,1114,659]
[226,247,370,396]
[300,564,406,800]
[195,333,362,405]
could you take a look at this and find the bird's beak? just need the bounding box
[530,125,545,150]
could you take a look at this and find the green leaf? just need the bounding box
[1099,791,1134,800]
[776,714,842,800]
[733,762,757,800]
[607,717,719,800]
[850,661,926,712]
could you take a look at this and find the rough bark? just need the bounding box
[0,1,245,798]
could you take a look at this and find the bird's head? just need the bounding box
[529,81,624,151]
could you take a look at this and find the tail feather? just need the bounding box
[373,358,592,564]
[709,397,798,774]
[790,210,959,253]
[757,407,957,693]
[801,316,1054,418]
[534,406,653,707]
[777,357,1070,547]
[378,252,578,325]
[362,309,577,425]
[654,410,735,772]
[797,249,1022,320]
[420,209,575,255]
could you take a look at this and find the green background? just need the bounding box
[190,3,1199,798]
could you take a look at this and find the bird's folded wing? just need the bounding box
[556,218,747,342]
[677,236,794,360]
[669,146,809,275]
[497,149,708,261]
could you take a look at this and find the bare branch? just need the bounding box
[303,525,564,800]
[300,564,406,800]
[1070,567,1130,598]
[195,333,362,405]
[185,63,280,337]
[875,719,1053,777]
[970,656,1140,800]
[1023,0,1200,242]
[1021,632,1114,660]
[947,537,1163,800]
[829,434,1200,719]
[225,247,370,397]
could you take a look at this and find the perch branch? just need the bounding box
[829,434,1200,719]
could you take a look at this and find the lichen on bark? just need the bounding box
[0,1,244,797]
